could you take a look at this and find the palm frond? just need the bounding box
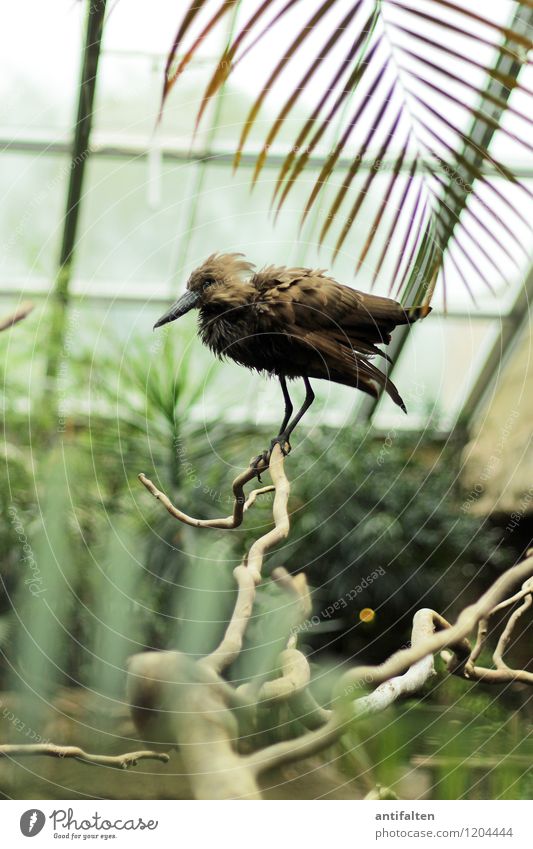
[162,0,533,305]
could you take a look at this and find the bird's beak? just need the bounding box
[153,290,200,329]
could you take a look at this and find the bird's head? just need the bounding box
[153,253,255,329]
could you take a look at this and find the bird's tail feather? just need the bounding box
[295,328,408,413]
[405,304,431,322]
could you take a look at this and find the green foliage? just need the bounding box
[1,318,519,676]
[1,310,529,799]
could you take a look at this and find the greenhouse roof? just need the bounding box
[1,0,532,433]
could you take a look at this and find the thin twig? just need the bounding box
[138,462,272,529]
[493,592,532,671]
[490,578,533,615]
[0,302,34,332]
[466,617,489,669]
[0,743,169,769]
[449,664,533,684]
[337,555,533,698]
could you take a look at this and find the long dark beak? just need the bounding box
[153,290,200,329]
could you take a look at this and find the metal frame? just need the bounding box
[3,136,533,177]
[2,0,532,431]
[57,0,107,279]
[456,262,533,428]
[45,0,107,382]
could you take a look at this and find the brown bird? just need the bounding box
[154,253,428,457]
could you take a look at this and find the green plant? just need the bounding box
[163,0,533,305]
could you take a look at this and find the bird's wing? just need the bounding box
[251,266,422,348]
[250,266,417,409]
[289,327,406,411]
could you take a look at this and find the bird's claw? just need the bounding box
[250,450,271,481]
[270,434,291,456]
[250,436,291,480]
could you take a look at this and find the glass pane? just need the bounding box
[101,0,227,58]
[92,53,218,151]
[490,62,533,165]
[0,153,69,282]
[73,156,198,288]
[373,316,498,430]
[432,178,533,315]
[0,0,83,138]
[181,162,305,273]
[95,0,231,148]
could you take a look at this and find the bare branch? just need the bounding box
[246,445,290,579]
[127,650,261,799]
[465,617,489,668]
[259,648,310,704]
[0,743,169,770]
[248,608,440,776]
[138,461,272,529]
[258,646,332,729]
[350,609,438,717]
[449,663,533,685]
[288,687,332,730]
[337,554,533,698]
[0,302,34,332]
[201,565,257,674]
[272,567,313,635]
[490,578,533,615]
[493,592,532,671]
[247,710,346,777]
[129,449,533,797]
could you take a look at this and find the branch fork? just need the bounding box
[131,446,533,798]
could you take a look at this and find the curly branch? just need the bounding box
[129,448,533,797]
[246,445,290,579]
[493,592,532,672]
[444,573,533,684]
[0,743,169,770]
[258,648,310,704]
[337,554,533,699]
[247,711,346,776]
[138,459,272,529]
[201,564,257,674]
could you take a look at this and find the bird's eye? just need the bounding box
[203,277,216,289]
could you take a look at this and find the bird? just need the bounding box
[154,253,429,461]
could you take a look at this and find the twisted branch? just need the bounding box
[138,459,272,530]
[0,743,169,770]
[201,565,257,674]
[337,554,533,699]
[129,449,533,798]
[445,569,533,684]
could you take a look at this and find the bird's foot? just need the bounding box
[249,436,291,481]
[250,450,271,482]
[270,434,291,456]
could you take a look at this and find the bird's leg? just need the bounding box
[272,376,315,453]
[277,375,293,436]
[250,376,293,477]
[250,377,314,478]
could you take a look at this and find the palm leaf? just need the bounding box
[162,0,533,305]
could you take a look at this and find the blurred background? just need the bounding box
[0,0,532,799]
